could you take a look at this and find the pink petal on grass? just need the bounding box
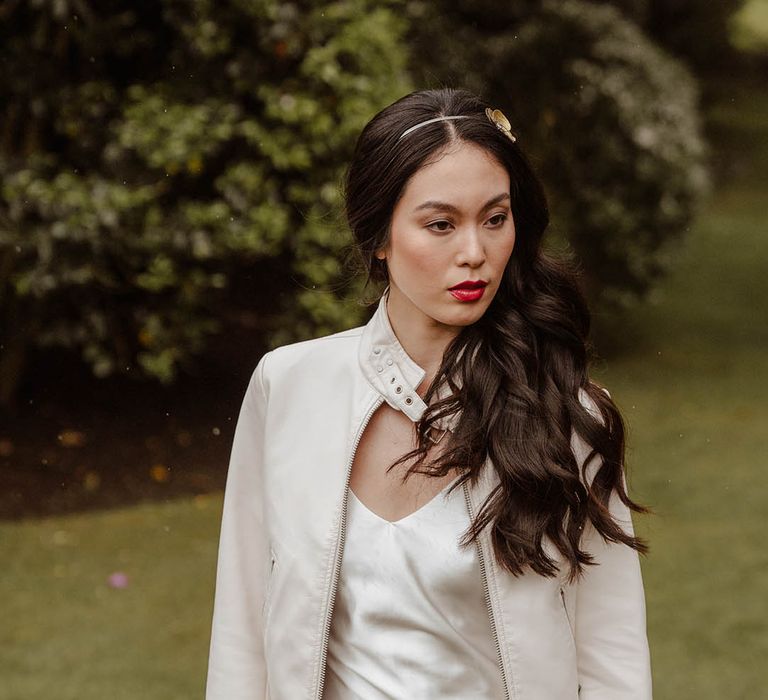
[108,571,129,589]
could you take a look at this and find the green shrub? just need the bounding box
[0,0,411,404]
[409,0,709,309]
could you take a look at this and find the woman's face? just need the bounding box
[377,140,516,333]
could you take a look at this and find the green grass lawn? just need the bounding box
[604,187,768,699]
[1,496,221,700]
[2,86,767,699]
[593,79,768,698]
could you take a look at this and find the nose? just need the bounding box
[455,225,486,268]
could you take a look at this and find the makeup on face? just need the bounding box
[382,142,516,334]
[448,280,488,303]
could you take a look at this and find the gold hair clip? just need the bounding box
[485,107,517,143]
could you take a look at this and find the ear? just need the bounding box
[374,248,387,261]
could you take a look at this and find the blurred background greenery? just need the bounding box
[1,0,766,698]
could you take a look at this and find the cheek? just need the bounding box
[493,228,516,265]
[505,233,516,259]
[390,230,446,274]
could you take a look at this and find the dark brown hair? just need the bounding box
[345,87,648,582]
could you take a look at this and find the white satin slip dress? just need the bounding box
[324,474,506,699]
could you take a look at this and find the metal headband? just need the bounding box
[397,115,471,140]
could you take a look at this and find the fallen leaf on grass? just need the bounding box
[58,430,86,448]
[150,463,170,483]
[83,471,101,492]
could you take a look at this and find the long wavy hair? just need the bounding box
[344,87,648,582]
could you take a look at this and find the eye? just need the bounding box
[487,213,508,227]
[426,219,454,233]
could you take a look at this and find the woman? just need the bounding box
[206,88,652,700]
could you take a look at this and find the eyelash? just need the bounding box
[426,213,508,233]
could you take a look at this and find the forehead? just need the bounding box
[399,141,510,210]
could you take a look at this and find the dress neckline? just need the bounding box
[348,474,463,527]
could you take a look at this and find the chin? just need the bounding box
[436,303,489,327]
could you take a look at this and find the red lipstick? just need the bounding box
[448,279,488,302]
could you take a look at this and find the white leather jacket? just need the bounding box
[206,292,653,700]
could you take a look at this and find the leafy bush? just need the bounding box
[613,0,745,74]
[0,0,411,405]
[409,0,709,308]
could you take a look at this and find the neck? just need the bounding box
[385,286,459,395]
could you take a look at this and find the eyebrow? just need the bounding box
[413,192,510,215]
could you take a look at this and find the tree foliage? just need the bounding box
[0,0,411,404]
[1,0,717,406]
[408,0,709,308]
[606,0,745,75]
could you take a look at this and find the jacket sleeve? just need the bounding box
[567,387,653,699]
[206,352,271,699]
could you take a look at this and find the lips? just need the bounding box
[448,280,488,303]
[449,280,488,290]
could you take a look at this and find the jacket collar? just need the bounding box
[358,287,459,433]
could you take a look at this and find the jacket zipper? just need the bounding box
[314,395,384,699]
[462,479,513,700]
[560,586,576,646]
